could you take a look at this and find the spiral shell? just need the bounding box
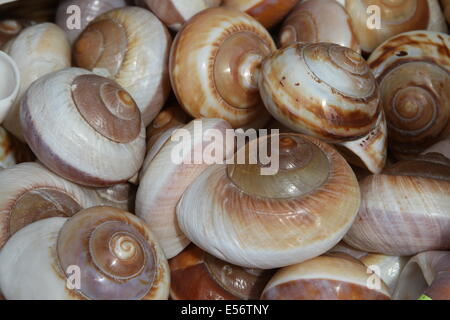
[0,20,23,48]
[137,118,233,258]
[223,0,298,28]
[92,183,136,211]
[279,0,360,52]
[260,42,386,173]
[139,0,222,31]
[394,251,450,300]
[170,245,274,300]
[0,206,169,300]
[73,7,172,126]
[170,7,276,128]
[177,133,360,269]
[368,31,450,159]
[56,0,127,44]
[341,0,448,53]
[344,154,450,256]
[21,68,146,187]
[0,51,19,125]
[2,23,70,141]
[261,253,390,300]
[0,162,99,248]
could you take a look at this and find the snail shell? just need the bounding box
[73,7,172,126]
[261,253,390,300]
[2,23,71,141]
[0,51,19,124]
[344,154,450,256]
[139,0,222,31]
[279,0,360,53]
[330,242,408,295]
[0,162,99,248]
[137,118,233,259]
[223,0,298,28]
[0,206,169,300]
[368,31,450,159]
[0,20,23,48]
[169,7,276,128]
[170,245,275,300]
[259,42,387,173]
[20,68,146,187]
[92,183,136,212]
[423,139,450,159]
[177,133,361,269]
[56,0,127,44]
[340,0,448,53]
[393,251,450,300]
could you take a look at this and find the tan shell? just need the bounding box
[170,7,276,128]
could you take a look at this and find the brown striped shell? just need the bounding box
[169,245,275,300]
[169,7,276,128]
[368,31,450,159]
[223,0,298,28]
[261,253,390,300]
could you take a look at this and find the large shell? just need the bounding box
[393,251,450,300]
[55,0,127,44]
[0,162,98,248]
[177,133,361,269]
[170,245,275,300]
[73,7,172,126]
[344,154,450,256]
[368,31,450,159]
[261,253,390,300]
[21,68,146,187]
[259,42,387,173]
[0,206,169,300]
[169,7,276,128]
[137,118,233,258]
[223,0,298,28]
[2,23,71,141]
[279,0,360,52]
[340,0,448,53]
[139,0,222,31]
[0,51,19,124]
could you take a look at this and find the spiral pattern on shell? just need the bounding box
[20,68,146,187]
[73,7,172,126]
[169,7,276,128]
[368,31,450,158]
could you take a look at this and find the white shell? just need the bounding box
[20,68,146,187]
[2,23,70,141]
[56,0,127,43]
[0,51,19,124]
[136,119,233,258]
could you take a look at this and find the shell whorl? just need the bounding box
[169,7,276,128]
[56,206,161,300]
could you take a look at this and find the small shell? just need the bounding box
[279,0,360,52]
[137,118,233,258]
[344,154,450,256]
[55,0,127,44]
[73,7,172,126]
[21,68,146,187]
[0,20,23,48]
[368,31,450,159]
[0,162,98,248]
[341,0,448,53]
[0,206,170,300]
[393,251,450,300]
[261,253,390,300]
[223,0,298,28]
[259,42,387,173]
[0,50,20,124]
[170,7,276,128]
[2,23,70,141]
[91,183,136,211]
[177,133,361,269]
[139,0,222,31]
[170,245,275,300]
